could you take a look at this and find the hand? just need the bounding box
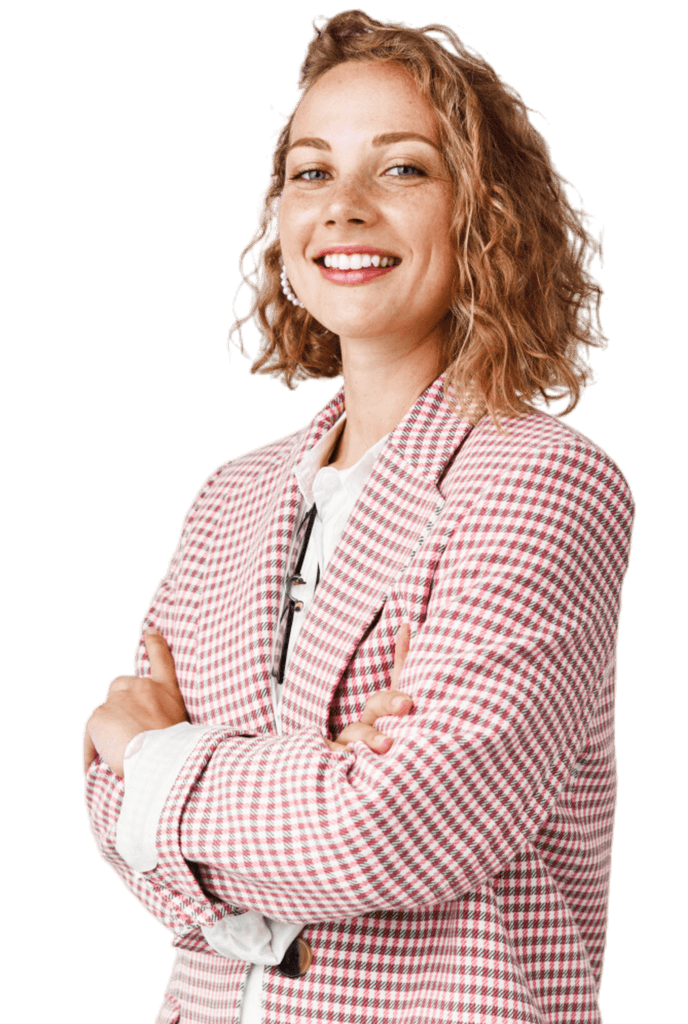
[326,623,412,753]
[84,628,189,778]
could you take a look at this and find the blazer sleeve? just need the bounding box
[84,468,240,938]
[105,442,634,925]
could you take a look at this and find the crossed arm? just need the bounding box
[84,624,413,952]
[84,445,633,933]
[84,623,412,778]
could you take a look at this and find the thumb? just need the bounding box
[144,627,178,687]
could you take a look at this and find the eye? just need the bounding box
[386,164,426,177]
[290,168,329,182]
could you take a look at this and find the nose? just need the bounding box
[323,174,378,227]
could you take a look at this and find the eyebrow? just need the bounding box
[287,131,441,153]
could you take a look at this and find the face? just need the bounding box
[279,61,455,358]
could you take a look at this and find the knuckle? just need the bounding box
[108,676,130,695]
[364,689,386,708]
[362,690,391,719]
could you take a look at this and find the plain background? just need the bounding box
[2,1,685,1020]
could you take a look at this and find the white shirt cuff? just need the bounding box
[115,721,212,872]
[201,913,303,964]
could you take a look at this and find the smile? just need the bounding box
[313,248,402,286]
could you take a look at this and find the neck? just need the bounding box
[329,324,445,470]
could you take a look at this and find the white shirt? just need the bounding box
[116,416,387,1024]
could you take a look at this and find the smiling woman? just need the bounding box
[85,10,633,1024]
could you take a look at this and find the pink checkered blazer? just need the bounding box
[86,376,633,1024]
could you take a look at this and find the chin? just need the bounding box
[315,315,398,340]
[307,297,401,340]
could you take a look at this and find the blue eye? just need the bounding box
[292,168,329,181]
[386,164,425,177]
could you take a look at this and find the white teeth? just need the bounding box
[321,252,398,269]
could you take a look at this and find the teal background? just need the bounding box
[2,3,681,1020]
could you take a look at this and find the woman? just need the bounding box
[85,10,633,1023]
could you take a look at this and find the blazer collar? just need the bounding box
[293,373,474,485]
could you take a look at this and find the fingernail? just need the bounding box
[392,697,411,712]
[145,626,160,636]
[375,736,392,751]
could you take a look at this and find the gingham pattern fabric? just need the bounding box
[86,376,634,1023]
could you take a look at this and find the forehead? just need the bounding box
[290,61,440,145]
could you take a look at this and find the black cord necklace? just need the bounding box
[272,504,317,686]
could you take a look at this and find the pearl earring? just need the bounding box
[280,259,304,308]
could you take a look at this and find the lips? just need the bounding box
[315,262,401,286]
[312,246,402,285]
[303,242,403,284]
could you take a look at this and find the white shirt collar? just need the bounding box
[294,414,388,506]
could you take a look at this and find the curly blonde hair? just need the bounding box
[231,9,604,419]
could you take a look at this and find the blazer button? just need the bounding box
[276,936,313,978]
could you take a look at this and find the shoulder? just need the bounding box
[452,408,634,530]
[475,409,630,488]
[179,428,304,535]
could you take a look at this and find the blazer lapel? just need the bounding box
[280,376,476,734]
[250,390,347,712]
[195,390,346,735]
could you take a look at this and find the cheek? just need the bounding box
[279,192,314,244]
[277,197,301,256]
[403,195,453,255]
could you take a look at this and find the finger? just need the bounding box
[333,722,393,753]
[108,676,133,697]
[358,689,414,726]
[390,623,411,689]
[84,732,97,774]
[144,628,178,687]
